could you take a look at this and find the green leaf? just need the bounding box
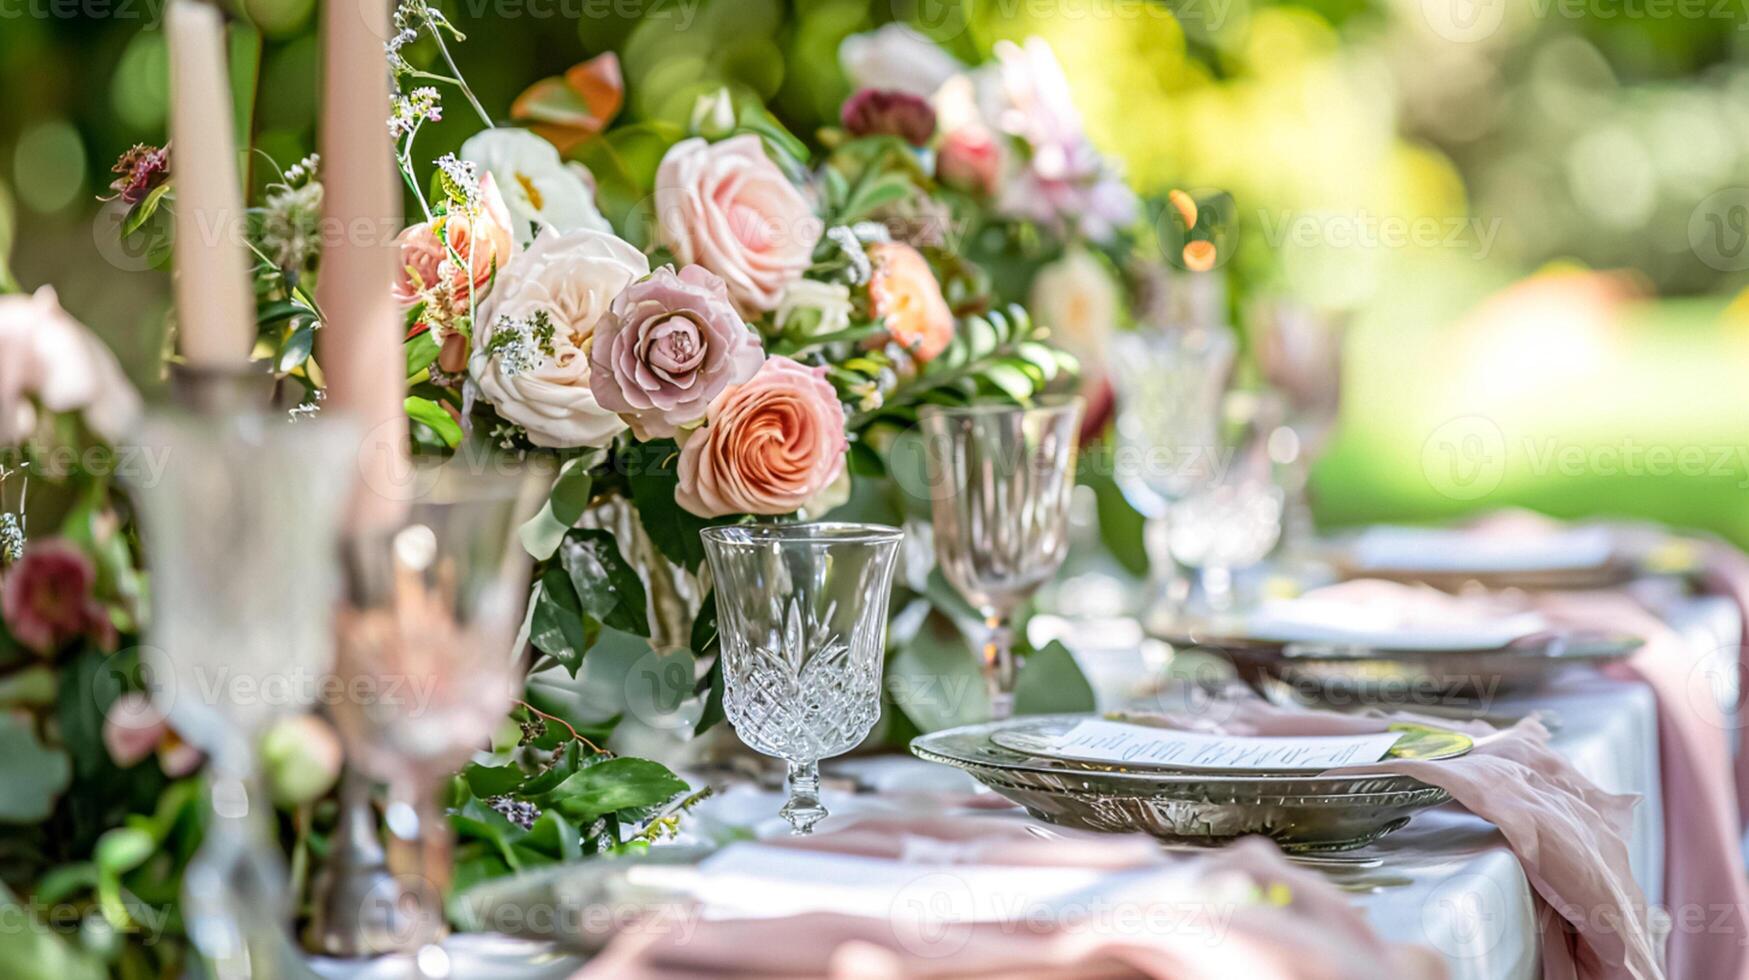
[1015,342,1060,383]
[463,762,525,798]
[524,809,583,862]
[559,529,650,637]
[543,758,688,823]
[888,613,987,732]
[965,316,1000,358]
[519,499,571,561]
[1088,469,1150,577]
[94,827,152,876]
[0,883,106,980]
[693,654,724,736]
[733,102,809,171]
[120,183,171,238]
[529,568,594,676]
[0,712,69,823]
[404,396,462,448]
[621,440,715,571]
[979,362,1036,403]
[1013,641,1096,715]
[549,457,594,526]
[277,319,315,372]
[405,331,441,378]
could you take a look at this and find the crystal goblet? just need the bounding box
[701,523,903,834]
[917,399,1083,722]
[1249,299,1344,553]
[1108,325,1236,625]
[326,461,539,956]
[129,407,358,978]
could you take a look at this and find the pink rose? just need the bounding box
[0,287,140,444]
[937,125,1002,197]
[589,265,765,440]
[655,136,823,317]
[867,242,954,364]
[675,356,847,518]
[1,538,111,655]
[392,172,517,315]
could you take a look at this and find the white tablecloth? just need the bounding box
[678,593,1738,980]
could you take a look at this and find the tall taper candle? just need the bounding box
[166,0,256,365]
[318,0,409,530]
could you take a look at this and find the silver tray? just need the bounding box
[910,715,1452,852]
[1166,627,1642,700]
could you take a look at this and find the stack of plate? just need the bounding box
[910,715,1469,852]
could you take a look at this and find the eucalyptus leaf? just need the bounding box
[1013,641,1096,716]
[519,499,571,562]
[888,614,987,732]
[0,712,70,823]
[549,457,595,526]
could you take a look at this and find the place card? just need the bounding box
[1043,719,1402,772]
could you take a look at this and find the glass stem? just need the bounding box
[383,778,449,953]
[1200,565,1235,612]
[979,613,1017,722]
[781,760,828,835]
[1142,516,1190,631]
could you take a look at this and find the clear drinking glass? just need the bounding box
[917,399,1083,722]
[1248,299,1344,554]
[328,461,540,957]
[129,407,358,979]
[1108,325,1236,625]
[1165,392,1285,613]
[701,523,903,834]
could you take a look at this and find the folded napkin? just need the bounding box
[1532,589,1749,980]
[1246,580,1549,650]
[1115,699,1660,980]
[1694,541,1749,830]
[573,814,1444,980]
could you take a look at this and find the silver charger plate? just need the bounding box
[1166,626,1643,700]
[910,715,1453,853]
[988,720,1473,774]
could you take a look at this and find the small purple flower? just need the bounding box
[841,88,937,147]
[588,265,766,440]
[104,143,170,205]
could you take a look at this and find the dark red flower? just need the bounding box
[1,538,108,655]
[841,89,936,147]
[104,143,170,205]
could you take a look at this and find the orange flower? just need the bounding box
[867,242,954,363]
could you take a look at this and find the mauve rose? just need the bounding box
[471,228,648,449]
[675,356,847,518]
[654,136,823,317]
[841,89,936,146]
[589,265,765,440]
[1,538,108,655]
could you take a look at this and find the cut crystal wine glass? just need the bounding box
[917,398,1083,722]
[701,523,903,834]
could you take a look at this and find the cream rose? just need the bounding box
[461,128,612,246]
[675,356,847,518]
[470,228,648,449]
[654,135,822,317]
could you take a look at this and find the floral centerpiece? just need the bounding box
[0,11,1152,975]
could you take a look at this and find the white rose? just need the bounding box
[1029,247,1119,381]
[838,24,963,97]
[0,287,140,445]
[471,228,648,449]
[775,279,853,337]
[461,129,612,246]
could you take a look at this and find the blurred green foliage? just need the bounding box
[4,0,1749,541]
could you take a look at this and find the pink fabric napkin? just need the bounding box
[1117,696,1660,980]
[571,815,1445,980]
[1533,589,1749,980]
[1695,541,1749,829]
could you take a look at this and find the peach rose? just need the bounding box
[867,242,954,363]
[393,172,516,314]
[675,356,847,518]
[655,135,823,317]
